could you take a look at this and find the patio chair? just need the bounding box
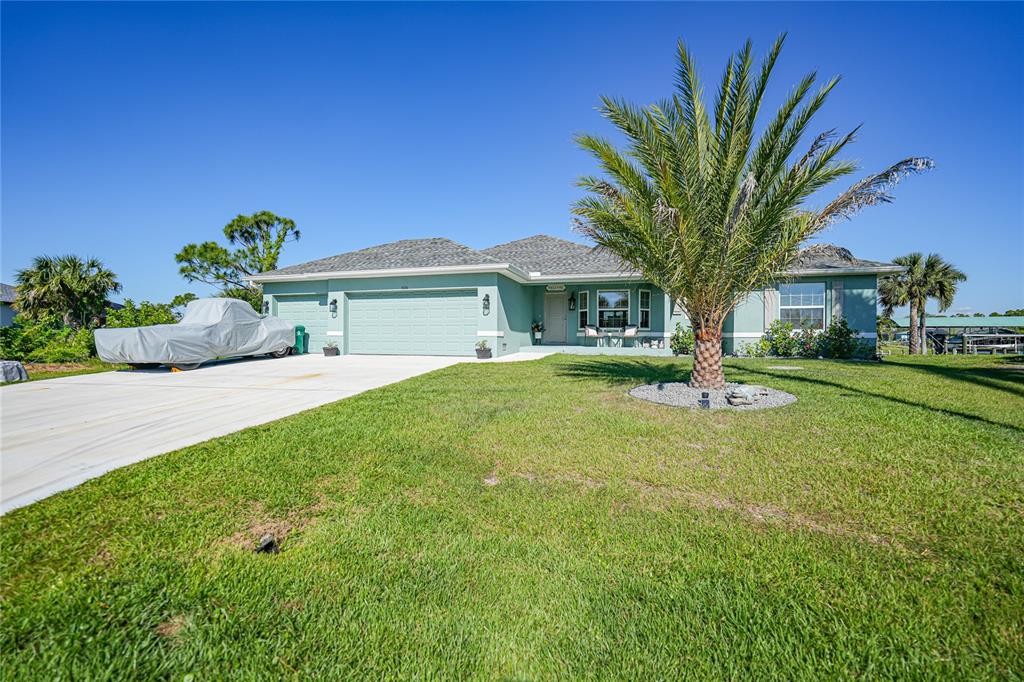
[584,325,605,347]
[623,325,639,347]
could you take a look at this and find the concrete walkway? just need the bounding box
[1,354,510,514]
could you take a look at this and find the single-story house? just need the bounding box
[250,236,900,358]
[1,283,17,327]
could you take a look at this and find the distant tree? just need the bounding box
[876,316,897,343]
[1005,309,1024,316]
[15,255,121,328]
[175,211,299,302]
[879,253,965,355]
[219,286,263,312]
[104,299,177,328]
[974,312,985,317]
[572,35,932,387]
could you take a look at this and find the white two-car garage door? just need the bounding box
[274,294,329,352]
[347,289,478,356]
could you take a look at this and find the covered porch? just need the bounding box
[521,281,677,352]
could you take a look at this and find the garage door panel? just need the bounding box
[348,290,478,356]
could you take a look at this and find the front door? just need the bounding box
[543,293,567,343]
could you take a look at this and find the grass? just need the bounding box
[1,358,125,383]
[1,354,1022,678]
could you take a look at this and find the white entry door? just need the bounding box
[543,293,567,343]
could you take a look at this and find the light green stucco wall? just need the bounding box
[0,303,16,327]
[263,272,879,357]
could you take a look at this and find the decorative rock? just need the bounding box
[629,382,797,411]
[1,360,29,383]
[255,534,280,554]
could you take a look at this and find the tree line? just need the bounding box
[2,211,297,363]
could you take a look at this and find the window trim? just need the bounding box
[639,289,651,330]
[597,289,630,330]
[576,290,589,330]
[779,282,826,330]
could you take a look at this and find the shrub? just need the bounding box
[796,327,821,358]
[105,299,177,328]
[26,326,95,363]
[762,320,800,357]
[0,315,65,361]
[670,323,695,355]
[820,316,858,359]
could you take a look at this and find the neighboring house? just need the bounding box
[250,236,900,358]
[0,283,17,327]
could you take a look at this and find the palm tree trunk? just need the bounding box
[919,308,928,355]
[908,302,920,355]
[690,326,725,389]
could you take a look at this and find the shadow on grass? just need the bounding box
[556,357,691,385]
[891,359,1024,399]
[740,366,1023,435]
[558,357,1022,435]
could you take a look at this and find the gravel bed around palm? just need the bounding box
[629,381,798,410]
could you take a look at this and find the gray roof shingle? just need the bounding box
[255,236,896,279]
[259,238,500,277]
[790,244,896,272]
[0,283,16,304]
[481,235,628,275]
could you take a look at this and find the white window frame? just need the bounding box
[779,282,826,330]
[639,289,651,330]
[597,289,630,330]
[577,290,589,330]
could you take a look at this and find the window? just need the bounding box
[779,282,825,330]
[577,290,589,329]
[639,290,651,329]
[597,290,629,329]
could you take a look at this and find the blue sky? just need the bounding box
[2,2,1022,314]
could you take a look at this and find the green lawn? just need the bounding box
[2,355,1022,678]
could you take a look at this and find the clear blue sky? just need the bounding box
[3,2,1022,314]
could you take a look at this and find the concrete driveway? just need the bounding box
[0,354,470,514]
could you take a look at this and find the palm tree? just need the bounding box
[572,35,932,387]
[14,255,121,328]
[879,253,965,354]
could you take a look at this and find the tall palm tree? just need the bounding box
[15,255,121,328]
[880,253,965,354]
[573,35,932,387]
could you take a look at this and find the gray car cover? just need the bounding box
[95,298,296,365]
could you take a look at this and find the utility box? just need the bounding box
[293,325,307,355]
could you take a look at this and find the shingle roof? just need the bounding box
[259,238,500,277]
[254,236,897,280]
[790,244,896,272]
[481,235,628,275]
[0,283,16,304]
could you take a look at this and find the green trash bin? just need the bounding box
[293,324,307,355]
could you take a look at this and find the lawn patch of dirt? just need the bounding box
[220,495,330,551]
[155,614,187,641]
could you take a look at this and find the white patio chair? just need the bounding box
[623,325,639,347]
[584,325,603,347]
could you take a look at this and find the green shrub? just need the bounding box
[762,320,800,357]
[796,327,821,358]
[820,316,858,359]
[105,299,177,328]
[0,315,65,361]
[670,323,695,355]
[26,327,95,363]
